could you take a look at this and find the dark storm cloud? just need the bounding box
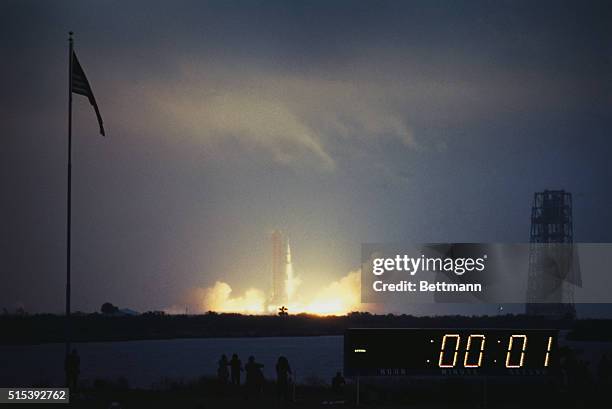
[1,1,611,314]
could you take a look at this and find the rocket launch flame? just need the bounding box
[173,235,364,316]
[191,269,362,316]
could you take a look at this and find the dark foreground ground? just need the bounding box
[15,376,612,409]
[5,314,612,408]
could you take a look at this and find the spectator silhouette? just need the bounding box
[332,371,345,394]
[275,356,292,402]
[217,354,229,385]
[65,349,80,391]
[230,353,243,386]
[245,355,264,399]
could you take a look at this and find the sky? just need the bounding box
[1,1,611,315]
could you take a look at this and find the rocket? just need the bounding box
[286,240,292,264]
[285,239,295,303]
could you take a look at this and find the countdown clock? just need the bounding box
[344,328,558,376]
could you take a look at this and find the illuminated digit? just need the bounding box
[505,335,527,368]
[438,334,461,368]
[464,334,486,368]
[544,336,553,367]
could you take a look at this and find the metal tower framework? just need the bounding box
[526,190,576,318]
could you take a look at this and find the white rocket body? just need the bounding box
[285,241,295,303]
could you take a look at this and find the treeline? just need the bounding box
[2,312,604,345]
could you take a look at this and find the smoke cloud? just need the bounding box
[174,282,266,314]
[300,270,362,315]
[175,269,363,316]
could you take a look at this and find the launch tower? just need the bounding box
[526,190,576,318]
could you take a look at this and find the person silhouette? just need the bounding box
[217,354,229,385]
[245,355,264,399]
[332,371,345,394]
[65,349,80,391]
[230,353,243,386]
[275,356,292,401]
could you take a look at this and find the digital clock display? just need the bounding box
[344,328,558,376]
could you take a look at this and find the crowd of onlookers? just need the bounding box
[64,346,612,407]
[215,353,345,402]
[65,348,347,401]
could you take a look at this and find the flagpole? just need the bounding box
[65,31,73,379]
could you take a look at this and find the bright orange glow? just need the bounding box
[198,270,361,316]
[294,270,361,315]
